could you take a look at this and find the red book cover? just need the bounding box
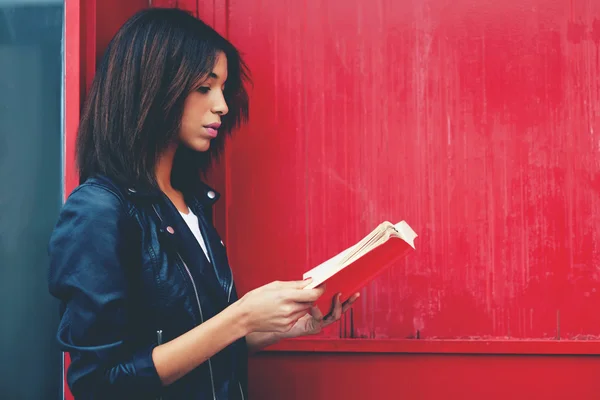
[303,221,417,313]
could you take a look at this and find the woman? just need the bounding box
[48,7,359,400]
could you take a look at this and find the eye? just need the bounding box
[197,87,210,94]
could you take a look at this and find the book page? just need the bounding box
[394,221,418,249]
[303,221,413,289]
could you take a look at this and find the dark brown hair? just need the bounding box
[76,7,250,189]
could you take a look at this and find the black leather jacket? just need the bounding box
[48,175,248,399]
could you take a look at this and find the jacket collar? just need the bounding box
[92,174,220,207]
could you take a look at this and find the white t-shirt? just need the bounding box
[179,207,211,263]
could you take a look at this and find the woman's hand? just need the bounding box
[280,292,360,339]
[237,279,325,334]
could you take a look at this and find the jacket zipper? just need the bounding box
[239,382,245,400]
[176,252,218,400]
[156,330,163,400]
[198,214,234,304]
[152,205,218,400]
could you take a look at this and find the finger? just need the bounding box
[287,287,325,303]
[323,292,339,320]
[309,305,324,321]
[286,309,308,328]
[341,293,360,313]
[280,278,314,289]
[270,279,310,289]
[291,302,313,314]
[282,302,312,318]
[324,293,343,322]
[291,309,308,321]
[332,293,343,320]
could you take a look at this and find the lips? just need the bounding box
[204,122,221,138]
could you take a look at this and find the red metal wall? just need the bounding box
[222,0,600,342]
[218,1,600,397]
[250,353,600,399]
[67,0,600,398]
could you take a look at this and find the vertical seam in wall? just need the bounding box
[60,2,67,398]
[60,2,66,204]
[303,0,310,276]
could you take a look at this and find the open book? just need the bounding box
[303,221,417,312]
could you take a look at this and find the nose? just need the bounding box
[211,90,229,116]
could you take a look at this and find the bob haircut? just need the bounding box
[76,7,250,190]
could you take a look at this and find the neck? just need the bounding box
[155,144,177,193]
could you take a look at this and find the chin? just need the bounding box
[184,139,211,153]
[196,143,211,152]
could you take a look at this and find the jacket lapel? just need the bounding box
[193,203,234,303]
[154,196,229,310]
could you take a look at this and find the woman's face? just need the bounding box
[179,52,229,152]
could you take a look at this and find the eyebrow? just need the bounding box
[203,72,226,85]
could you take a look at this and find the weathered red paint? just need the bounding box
[225,0,600,342]
[64,0,82,201]
[66,0,600,399]
[219,0,600,397]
